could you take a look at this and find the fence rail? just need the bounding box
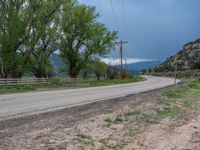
[0,78,50,86]
[0,76,106,86]
[147,70,200,79]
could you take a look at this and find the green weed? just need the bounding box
[155,107,182,121]
[76,133,94,146]
[99,139,122,150]
[124,111,140,117]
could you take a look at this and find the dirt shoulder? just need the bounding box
[0,83,200,150]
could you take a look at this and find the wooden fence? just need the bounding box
[0,76,106,86]
[0,78,50,86]
[147,70,200,80]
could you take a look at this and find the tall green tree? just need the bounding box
[26,0,64,78]
[0,0,29,78]
[59,3,117,78]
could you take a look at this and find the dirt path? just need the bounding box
[126,111,200,150]
[0,85,200,150]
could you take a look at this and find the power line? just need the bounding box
[97,0,105,18]
[109,0,122,39]
[121,0,127,39]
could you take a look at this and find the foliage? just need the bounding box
[153,64,175,72]
[106,66,120,79]
[0,0,30,78]
[192,59,200,69]
[121,70,134,79]
[88,58,108,80]
[0,0,117,79]
[106,66,134,79]
[25,0,63,78]
[59,3,117,77]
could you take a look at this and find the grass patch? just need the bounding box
[126,127,140,137]
[89,76,144,87]
[139,113,155,124]
[0,85,36,94]
[159,97,177,106]
[124,111,141,117]
[188,80,200,89]
[104,115,124,127]
[76,133,94,146]
[160,81,200,107]
[157,80,200,121]
[105,111,142,127]
[99,139,122,150]
[155,107,182,121]
[163,90,184,99]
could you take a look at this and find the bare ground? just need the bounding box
[0,86,200,150]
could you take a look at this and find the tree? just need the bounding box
[0,0,30,78]
[59,3,117,78]
[90,59,108,80]
[25,0,64,78]
[106,66,119,79]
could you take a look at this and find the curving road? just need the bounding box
[0,76,178,121]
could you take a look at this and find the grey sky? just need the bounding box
[79,0,200,63]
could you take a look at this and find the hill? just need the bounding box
[50,53,161,75]
[50,53,65,76]
[125,61,162,74]
[151,39,200,72]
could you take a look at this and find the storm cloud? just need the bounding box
[79,0,200,62]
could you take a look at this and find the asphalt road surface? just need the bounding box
[0,76,178,121]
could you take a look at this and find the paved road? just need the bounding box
[0,76,178,121]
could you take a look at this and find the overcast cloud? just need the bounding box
[79,0,200,64]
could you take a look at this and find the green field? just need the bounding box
[0,76,145,95]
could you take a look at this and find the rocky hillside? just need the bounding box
[152,39,200,72]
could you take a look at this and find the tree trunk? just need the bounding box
[83,71,88,79]
[33,71,45,78]
[0,57,5,78]
[95,71,100,81]
[69,65,79,78]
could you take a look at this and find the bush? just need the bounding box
[50,78,62,85]
[106,66,119,79]
[121,70,133,79]
[106,66,134,79]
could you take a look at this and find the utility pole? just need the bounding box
[115,40,128,78]
[115,40,128,71]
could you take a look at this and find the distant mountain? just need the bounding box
[50,53,66,76]
[50,53,63,68]
[50,53,162,75]
[151,38,200,73]
[125,61,162,74]
[115,61,162,73]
